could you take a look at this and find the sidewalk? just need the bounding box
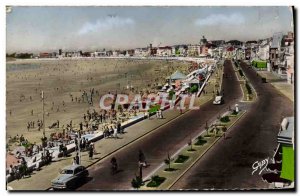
[256,71,294,102]
[7,64,222,191]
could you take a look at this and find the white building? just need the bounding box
[187,44,200,56]
[157,46,172,57]
[257,40,270,61]
[134,48,149,57]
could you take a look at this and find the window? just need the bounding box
[61,169,73,174]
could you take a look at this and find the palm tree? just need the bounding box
[164,152,172,170]
[222,126,227,139]
[131,175,143,190]
[188,136,193,151]
[205,121,209,136]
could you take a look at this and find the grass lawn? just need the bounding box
[252,60,267,68]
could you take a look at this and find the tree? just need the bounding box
[164,152,172,170]
[168,90,175,100]
[131,175,143,190]
[205,121,209,136]
[188,136,193,151]
[222,126,227,139]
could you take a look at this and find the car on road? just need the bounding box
[51,165,89,190]
[213,96,223,105]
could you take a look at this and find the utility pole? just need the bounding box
[42,91,45,139]
[78,132,81,165]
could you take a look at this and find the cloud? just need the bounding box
[195,13,245,26]
[78,16,135,35]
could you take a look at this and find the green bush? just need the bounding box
[234,61,239,68]
[231,110,238,115]
[164,168,177,172]
[245,82,252,94]
[131,176,143,189]
[238,69,244,77]
[146,175,166,187]
[174,155,189,163]
[220,116,230,123]
[195,136,207,146]
[168,90,175,99]
[148,104,160,114]
[189,85,198,93]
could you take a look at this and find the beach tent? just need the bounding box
[167,70,186,81]
[186,67,207,78]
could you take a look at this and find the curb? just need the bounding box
[166,110,247,190]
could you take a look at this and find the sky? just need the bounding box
[6,6,293,53]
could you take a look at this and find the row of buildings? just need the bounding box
[229,32,294,84]
[16,33,293,84]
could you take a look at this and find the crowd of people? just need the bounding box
[6,59,195,184]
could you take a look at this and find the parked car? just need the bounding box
[51,165,89,190]
[213,96,223,105]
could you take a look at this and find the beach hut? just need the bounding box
[166,70,186,83]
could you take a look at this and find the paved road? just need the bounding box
[171,61,294,190]
[77,60,242,190]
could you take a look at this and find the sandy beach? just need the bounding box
[6,58,190,145]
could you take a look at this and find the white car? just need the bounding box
[213,96,223,105]
[51,165,89,190]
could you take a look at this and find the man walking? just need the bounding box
[75,153,80,164]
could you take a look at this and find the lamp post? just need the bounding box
[42,91,45,139]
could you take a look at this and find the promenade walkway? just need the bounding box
[256,70,294,102]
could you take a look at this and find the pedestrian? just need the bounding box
[88,145,93,160]
[79,122,83,131]
[75,153,80,165]
[180,108,183,114]
[72,157,76,165]
[8,165,14,179]
[110,157,118,175]
[112,126,118,139]
[99,114,103,123]
[117,122,121,134]
[138,150,147,167]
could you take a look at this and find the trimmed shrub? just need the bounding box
[147,176,166,187]
[245,82,252,94]
[174,155,189,163]
[238,69,244,77]
[220,116,230,123]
